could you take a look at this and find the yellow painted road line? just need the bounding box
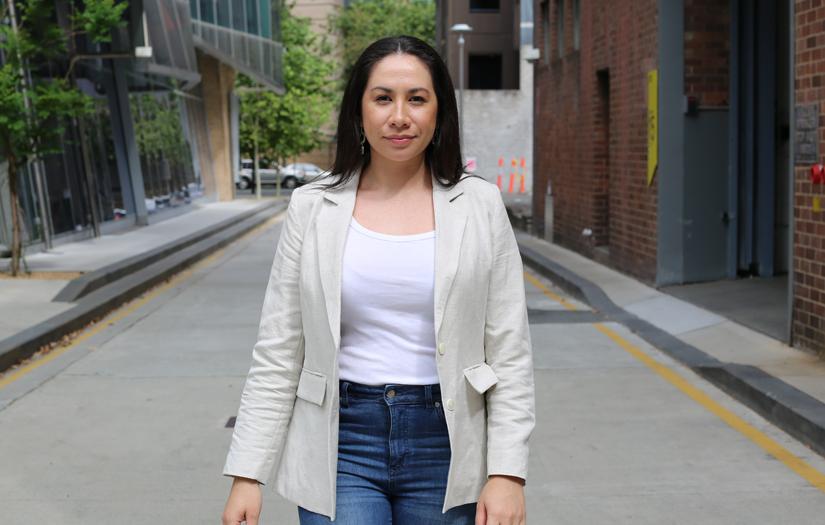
[524,272,578,311]
[0,211,283,390]
[524,269,825,493]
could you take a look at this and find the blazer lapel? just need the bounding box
[432,175,468,341]
[316,169,468,351]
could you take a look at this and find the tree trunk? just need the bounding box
[254,117,261,200]
[7,156,22,276]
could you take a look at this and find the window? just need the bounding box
[198,0,215,23]
[556,0,565,58]
[541,1,550,64]
[246,0,260,35]
[232,0,246,31]
[573,0,580,50]
[216,1,230,28]
[470,0,500,12]
[468,54,503,89]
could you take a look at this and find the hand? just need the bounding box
[475,475,526,525]
[222,476,263,525]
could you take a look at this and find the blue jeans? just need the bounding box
[297,380,478,524]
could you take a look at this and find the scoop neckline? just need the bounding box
[350,216,435,242]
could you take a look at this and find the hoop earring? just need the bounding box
[359,127,366,155]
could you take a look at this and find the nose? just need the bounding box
[389,101,411,128]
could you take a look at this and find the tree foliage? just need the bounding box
[330,0,436,79]
[72,0,127,43]
[131,92,188,168]
[0,0,126,275]
[238,3,337,166]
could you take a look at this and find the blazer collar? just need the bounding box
[315,168,469,351]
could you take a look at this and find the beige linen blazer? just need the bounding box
[223,168,536,520]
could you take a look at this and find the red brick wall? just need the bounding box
[533,0,658,282]
[684,0,730,107]
[794,0,825,354]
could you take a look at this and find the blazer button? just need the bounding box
[438,342,445,355]
[445,398,455,411]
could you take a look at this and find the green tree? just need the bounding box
[131,91,189,197]
[238,3,336,196]
[330,0,436,79]
[0,0,127,275]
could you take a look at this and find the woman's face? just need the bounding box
[360,53,438,164]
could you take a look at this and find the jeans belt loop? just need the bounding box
[340,381,350,408]
[425,384,433,408]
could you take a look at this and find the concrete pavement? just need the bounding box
[0,197,288,372]
[517,232,825,460]
[1,210,825,523]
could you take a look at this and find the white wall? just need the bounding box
[459,45,533,197]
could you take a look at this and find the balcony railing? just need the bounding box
[192,19,284,91]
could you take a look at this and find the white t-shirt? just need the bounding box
[338,216,439,386]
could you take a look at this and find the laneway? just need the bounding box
[1,212,824,524]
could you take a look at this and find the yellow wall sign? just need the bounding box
[647,70,658,186]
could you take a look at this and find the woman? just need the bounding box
[221,35,535,525]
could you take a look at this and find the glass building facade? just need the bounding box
[0,0,283,254]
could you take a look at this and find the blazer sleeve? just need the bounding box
[222,192,306,484]
[483,187,537,483]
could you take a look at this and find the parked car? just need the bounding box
[279,163,327,188]
[235,159,281,191]
[236,160,330,192]
[235,159,253,190]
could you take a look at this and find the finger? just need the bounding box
[221,512,241,525]
[246,513,259,525]
[475,500,487,525]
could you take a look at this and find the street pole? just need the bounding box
[450,24,472,156]
[458,33,465,154]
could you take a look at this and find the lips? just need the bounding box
[385,135,415,145]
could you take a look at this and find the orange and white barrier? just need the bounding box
[497,156,528,193]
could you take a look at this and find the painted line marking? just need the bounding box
[524,269,825,493]
[524,272,579,311]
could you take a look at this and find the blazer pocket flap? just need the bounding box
[296,367,327,406]
[463,362,499,394]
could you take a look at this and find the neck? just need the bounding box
[360,152,430,194]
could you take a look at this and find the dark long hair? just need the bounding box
[319,35,466,191]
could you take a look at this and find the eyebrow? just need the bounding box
[370,86,431,95]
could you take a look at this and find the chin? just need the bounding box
[374,147,427,163]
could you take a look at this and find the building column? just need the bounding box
[110,58,149,226]
[656,0,686,285]
[196,50,237,202]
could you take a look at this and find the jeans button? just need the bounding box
[387,389,396,398]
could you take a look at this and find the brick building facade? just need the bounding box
[533,0,659,282]
[793,0,825,351]
[533,1,825,355]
